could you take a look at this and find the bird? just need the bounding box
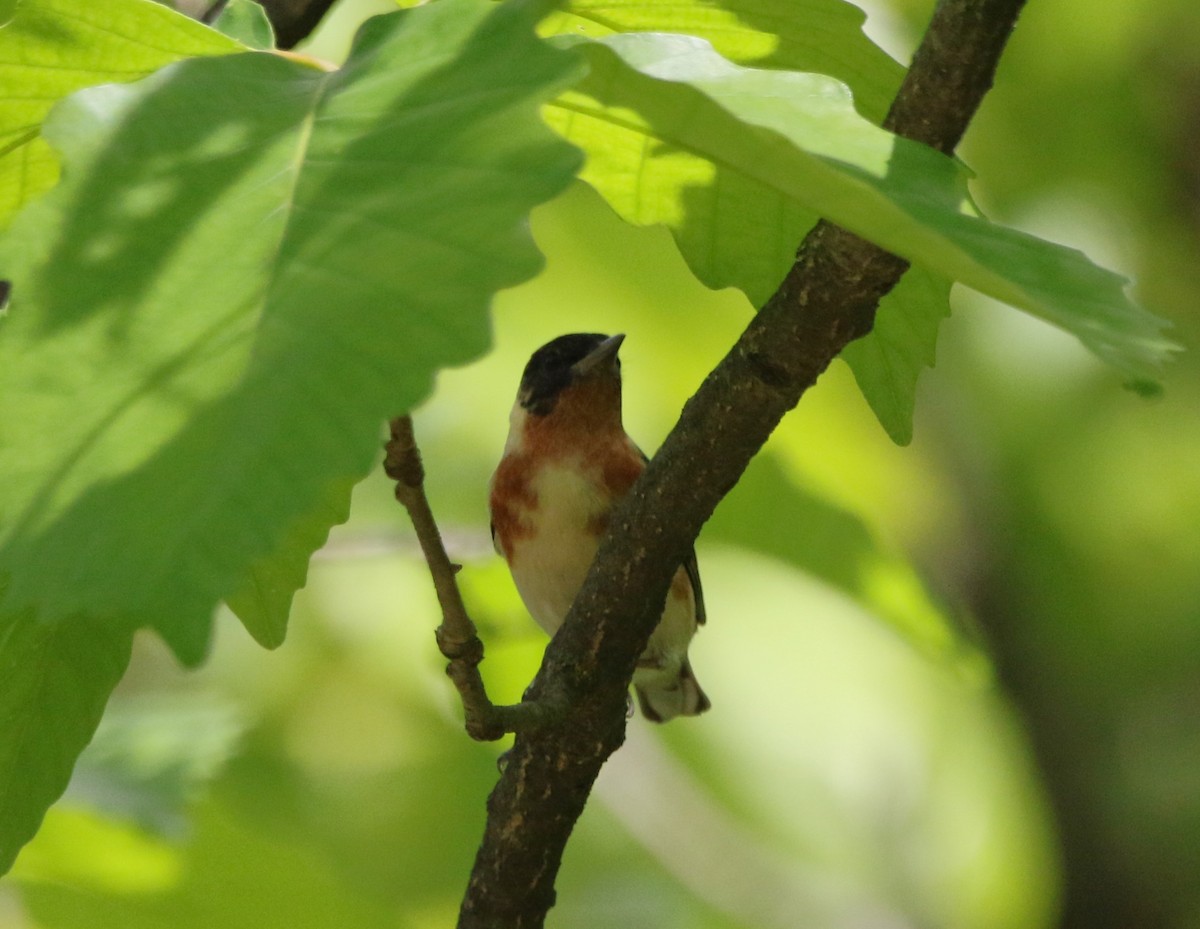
[488,332,709,722]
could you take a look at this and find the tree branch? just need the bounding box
[384,417,565,741]
[458,0,1027,925]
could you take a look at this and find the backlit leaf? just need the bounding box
[547,33,1175,405]
[0,0,241,227]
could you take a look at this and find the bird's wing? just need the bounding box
[635,443,706,626]
[490,520,501,556]
[684,546,706,625]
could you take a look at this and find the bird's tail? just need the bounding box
[634,658,710,723]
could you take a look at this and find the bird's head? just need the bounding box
[517,332,625,418]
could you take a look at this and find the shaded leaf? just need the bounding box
[225,477,356,648]
[0,613,133,874]
[841,269,953,444]
[0,0,582,661]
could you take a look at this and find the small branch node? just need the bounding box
[384,416,425,488]
[437,626,484,664]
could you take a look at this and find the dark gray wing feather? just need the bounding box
[684,547,706,625]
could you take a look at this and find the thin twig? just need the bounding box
[383,416,563,741]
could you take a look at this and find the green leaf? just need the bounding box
[541,0,905,121]
[225,477,357,649]
[0,0,583,664]
[0,0,242,228]
[539,2,946,441]
[212,0,276,49]
[0,613,133,875]
[545,33,1176,421]
[840,269,953,444]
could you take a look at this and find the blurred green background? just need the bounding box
[4,0,1198,927]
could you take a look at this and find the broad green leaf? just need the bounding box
[706,452,983,671]
[0,0,583,668]
[0,613,133,874]
[542,0,904,121]
[213,0,277,49]
[539,1,948,441]
[225,477,357,648]
[546,34,1175,394]
[0,0,242,228]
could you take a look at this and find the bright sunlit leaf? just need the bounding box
[541,0,905,121]
[546,32,1176,434]
[538,0,945,443]
[0,0,242,227]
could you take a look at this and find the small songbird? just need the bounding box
[489,333,709,722]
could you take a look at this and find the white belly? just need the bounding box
[508,462,607,636]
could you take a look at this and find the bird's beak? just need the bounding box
[571,333,625,378]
